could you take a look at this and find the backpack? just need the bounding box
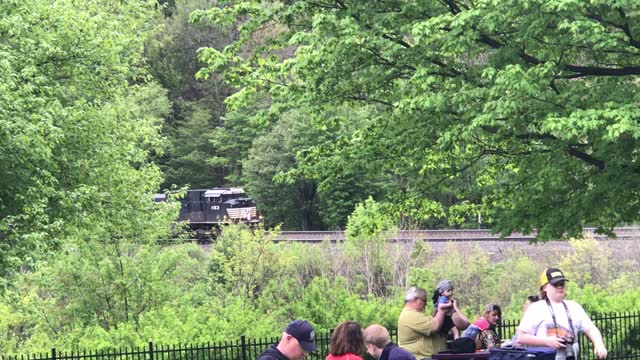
[450,337,477,353]
[489,347,556,360]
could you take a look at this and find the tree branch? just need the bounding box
[617,9,640,48]
[441,0,462,15]
[585,10,640,49]
[567,147,606,170]
[476,20,639,79]
[562,64,640,78]
[363,45,416,71]
[335,0,459,74]
[345,94,395,107]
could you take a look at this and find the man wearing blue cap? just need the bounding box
[257,320,317,360]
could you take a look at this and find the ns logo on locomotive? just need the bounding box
[154,187,261,239]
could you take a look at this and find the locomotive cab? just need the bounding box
[178,187,260,234]
[154,186,260,240]
[155,187,260,240]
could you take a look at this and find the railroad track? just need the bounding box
[270,227,640,242]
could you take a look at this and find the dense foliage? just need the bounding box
[3,0,640,356]
[191,0,640,237]
[0,0,177,285]
[146,0,242,189]
[1,225,639,354]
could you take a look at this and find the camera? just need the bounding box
[565,346,575,360]
[560,336,576,360]
[559,335,574,345]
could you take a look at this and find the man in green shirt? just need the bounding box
[398,287,470,359]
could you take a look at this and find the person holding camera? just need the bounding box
[517,268,608,359]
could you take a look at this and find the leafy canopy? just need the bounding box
[0,0,174,282]
[195,0,640,239]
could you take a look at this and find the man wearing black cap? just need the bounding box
[517,268,607,360]
[257,320,317,360]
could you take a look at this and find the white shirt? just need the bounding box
[518,299,594,360]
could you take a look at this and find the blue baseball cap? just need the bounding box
[285,320,317,352]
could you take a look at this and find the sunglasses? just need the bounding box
[551,281,567,288]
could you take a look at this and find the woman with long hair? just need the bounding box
[326,321,365,360]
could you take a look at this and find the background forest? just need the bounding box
[2,0,640,355]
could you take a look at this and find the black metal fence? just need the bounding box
[3,312,639,360]
[497,311,640,360]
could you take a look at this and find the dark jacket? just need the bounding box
[380,342,415,360]
[257,345,290,360]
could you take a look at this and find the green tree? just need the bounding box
[295,105,389,229]
[209,225,283,299]
[195,0,640,240]
[239,102,381,229]
[560,236,612,288]
[146,0,239,189]
[0,0,173,284]
[243,111,324,229]
[344,198,397,296]
[208,95,272,185]
[3,241,207,352]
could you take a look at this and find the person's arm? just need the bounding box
[584,326,607,359]
[473,332,482,350]
[572,302,607,359]
[404,305,447,336]
[450,300,470,330]
[430,305,448,332]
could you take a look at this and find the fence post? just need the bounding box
[241,335,247,360]
[51,348,56,360]
[148,342,154,360]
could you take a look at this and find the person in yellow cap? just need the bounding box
[516,268,608,360]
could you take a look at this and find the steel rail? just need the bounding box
[270,227,640,242]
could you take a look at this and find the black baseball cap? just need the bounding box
[540,267,569,287]
[285,320,317,352]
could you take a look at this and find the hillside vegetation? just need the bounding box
[1,224,639,353]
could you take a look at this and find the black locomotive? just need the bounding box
[156,187,260,237]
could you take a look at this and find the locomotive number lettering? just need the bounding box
[211,205,220,210]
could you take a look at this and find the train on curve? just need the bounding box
[155,187,260,238]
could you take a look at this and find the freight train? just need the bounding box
[155,187,260,237]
